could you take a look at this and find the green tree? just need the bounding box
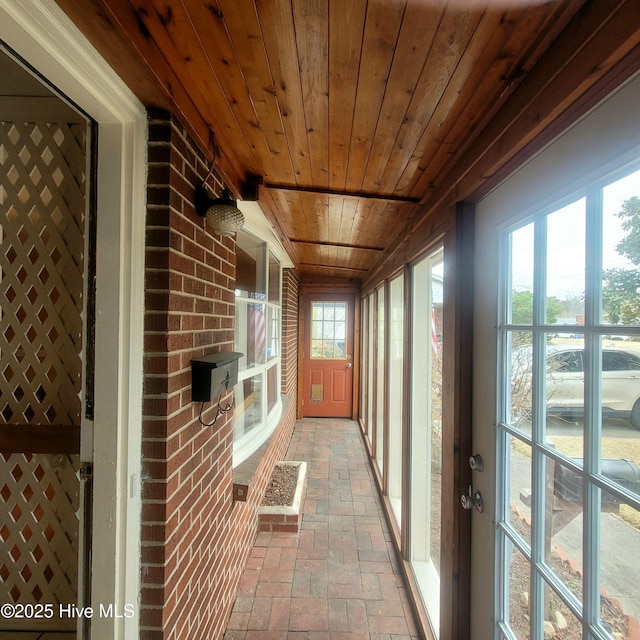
[602,267,640,324]
[511,290,563,325]
[602,197,640,324]
[615,196,640,263]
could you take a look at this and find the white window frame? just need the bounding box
[233,207,290,467]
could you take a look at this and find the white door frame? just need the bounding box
[0,2,146,638]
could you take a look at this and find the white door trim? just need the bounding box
[0,2,146,638]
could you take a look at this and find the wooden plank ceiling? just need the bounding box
[57,0,640,281]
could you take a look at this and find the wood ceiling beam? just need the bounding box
[297,263,369,272]
[264,183,419,204]
[290,240,384,252]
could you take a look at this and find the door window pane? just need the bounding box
[600,498,640,629]
[310,301,347,359]
[546,200,585,323]
[508,332,533,433]
[506,542,531,640]
[510,223,534,325]
[602,169,640,326]
[508,436,532,547]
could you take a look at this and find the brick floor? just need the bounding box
[224,419,420,640]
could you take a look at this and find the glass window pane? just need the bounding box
[388,274,404,527]
[600,341,640,433]
[234,374,263,440]
[602,169,640,326]
[506,541,531,640]
[360,296,368,436]
[267,305,279,360]
[267,363,278,415]
[235,229,266,298]
[600,497,640,629]
[509,436,531,547]
[510,223,534,325]
[548,457,584,605]
[546,199,586,324]
[545,341,586,459]
[235,301,266,371]
[310,302,348,360]
[508,331,533,433]
[367,292,375,445]
[410,250,443,636]
[323,322,335,340]
[375,287,385,473]
[268,251,280,303]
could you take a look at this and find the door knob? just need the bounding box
[346,362,352,368]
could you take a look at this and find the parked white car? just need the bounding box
[546,347,640,430]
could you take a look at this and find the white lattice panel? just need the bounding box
[1,119,87,630]
[0,453,79,608]
[0,121,87,427]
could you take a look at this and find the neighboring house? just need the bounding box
[1,2,639,640]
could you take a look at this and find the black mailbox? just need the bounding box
[554,458,640,504]
[191,352,243,402]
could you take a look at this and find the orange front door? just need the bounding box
[302,293,354,418]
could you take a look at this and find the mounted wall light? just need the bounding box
[195,185,245,236]
[195,133,245,236]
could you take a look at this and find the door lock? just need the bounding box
[460,485,484,512]
[469,454,484,472]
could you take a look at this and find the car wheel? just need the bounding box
[630,400,640,431]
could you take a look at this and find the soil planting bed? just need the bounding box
[258,461,307,533]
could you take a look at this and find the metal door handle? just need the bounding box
[460,485,484,512]
[346,363,352,368]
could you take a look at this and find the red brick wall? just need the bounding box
[141,111,297,639]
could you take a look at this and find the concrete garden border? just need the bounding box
[258,461,307,533]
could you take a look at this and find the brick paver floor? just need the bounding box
[224,418,421,640]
